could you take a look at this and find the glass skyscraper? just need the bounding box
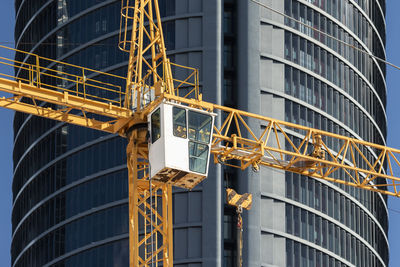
[236,0,388,266]
[12,0,222,266]
[11,0,388,266]
[12,1,130,266]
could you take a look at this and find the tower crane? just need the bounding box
[0,0,399,266]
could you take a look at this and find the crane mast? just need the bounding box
[0,0,399,266]
[119,0,175,111]
[119,0,176,264]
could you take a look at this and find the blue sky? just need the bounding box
[1,1,400,266]
[385,1,400,266]
[0,1,15,265]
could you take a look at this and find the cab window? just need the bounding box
[189,142,209,174]
[188,111,212,144]
[173,107,187,138]
[187,110,212,174]
[151,108,161,143]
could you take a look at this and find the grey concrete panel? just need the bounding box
[236,0,263,265]
[261,234,274,265]
[175,228,189,260]
[272,201,285,233]
[271,63,285,94]
[175,193,189,223]
[271,28,284,59]
[260,24,273,55]
[274,236,286,266]
[188,191,202,222]
[188,227,202,258]
[189,18,202,47]
[188,0,202,13]
[176,19,189,49]
[261,198,274,229]
[188,52,203,77]
[200,0,223,266]
[176,0,189,14]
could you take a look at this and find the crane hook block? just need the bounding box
[226,188,253,211]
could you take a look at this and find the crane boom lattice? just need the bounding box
[211,105,399,196]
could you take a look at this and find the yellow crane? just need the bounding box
[0,0,399,266]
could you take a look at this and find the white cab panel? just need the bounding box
[148,101,215,189]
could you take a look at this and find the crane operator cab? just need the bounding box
[148,101,216,189]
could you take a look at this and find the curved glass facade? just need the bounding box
[11,0,218,266]
[283,1,388,266]
[245,0,388,266]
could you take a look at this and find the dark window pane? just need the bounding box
[188,110,213,143]
[173,107,187,138]
[151,108,161,143]
[189,141,209,174]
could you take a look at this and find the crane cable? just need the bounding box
[4,0,400,72]
[249,0,400,71]
[250,0,400,217]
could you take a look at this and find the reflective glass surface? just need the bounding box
[151,108,161,144]
[281,0,388,266]
[189,142,209,174]
[12,0,178,266]
[188,111,212,144]
[173,107,187,138]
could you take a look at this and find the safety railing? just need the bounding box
[170,62,200,101]
[0,45,127,108]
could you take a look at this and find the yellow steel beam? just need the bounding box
[0,95,119,133]
[226,188,253,210]
[120,0,174,111]
[211,107,400,197]
[119,0,201,112]
[0,78,132,119]
[126,128,173,267]
[161,93,400,198]
[0,77,136,133]
[0,44,128,106]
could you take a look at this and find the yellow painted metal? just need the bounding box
[0,44,133,132]
[119,0,174,110]
[226,188,253,211]
[0,77,131,117]
[0,95,117,133]
[119,0,201,112]
[153,94,400,197]
[117,1,197,264]
[126,128,173,266]
[210,104,400,197]
[225,188,250,267]
[0,45,127,107]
